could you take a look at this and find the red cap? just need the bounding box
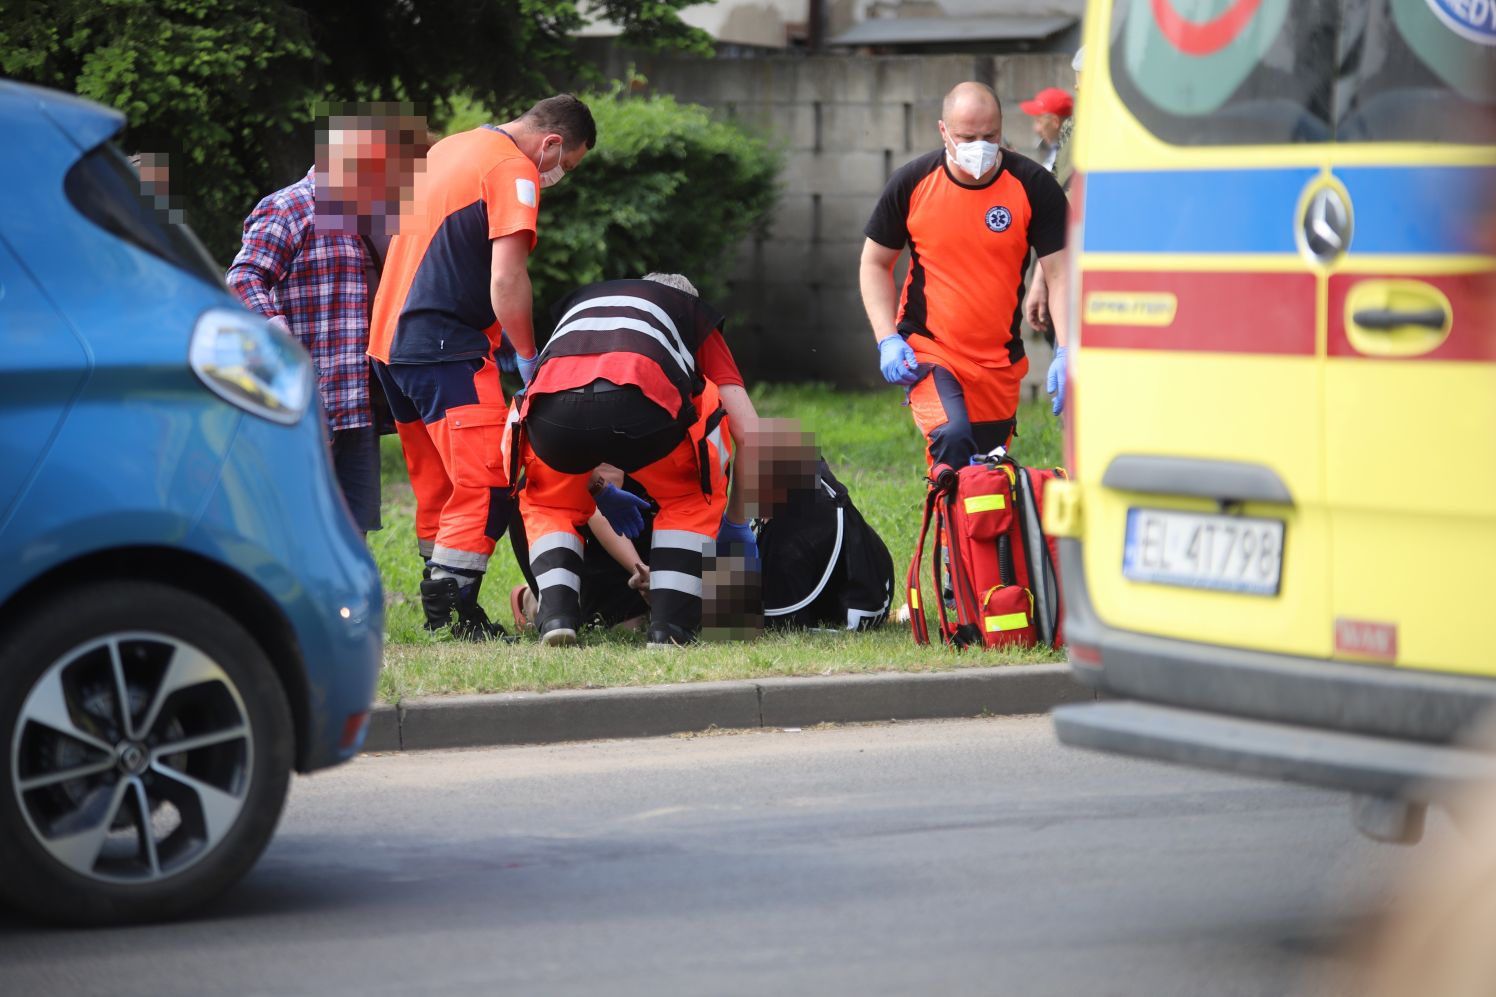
[1019,87,1074,118]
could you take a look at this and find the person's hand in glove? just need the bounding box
[516,351,540,386]
[717,513,759,563]
[1046,345,1068,416]
[877,335,921,386]
[594,484,651,538]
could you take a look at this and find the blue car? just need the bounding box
[0,82,383,924]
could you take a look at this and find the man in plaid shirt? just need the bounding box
[228,166,384,535]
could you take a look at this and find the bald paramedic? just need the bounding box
[859,81,1071,469]
[369,94,594,640]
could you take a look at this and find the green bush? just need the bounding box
[2,1,713,265]
[522,87,781,332]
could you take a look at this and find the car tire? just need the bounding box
[0,580,294,925]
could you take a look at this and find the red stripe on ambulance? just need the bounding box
[1081,270,1316,355]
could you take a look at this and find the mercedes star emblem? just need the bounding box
[1300,184,1352,264]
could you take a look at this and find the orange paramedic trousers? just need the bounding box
[372,354,515,574]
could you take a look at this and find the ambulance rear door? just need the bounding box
[1072,0,1339,659]
[1320,1,1496,676]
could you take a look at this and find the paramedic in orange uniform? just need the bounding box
[859,81,1071,470]
[515,274,744,648]
[368,94,594,640]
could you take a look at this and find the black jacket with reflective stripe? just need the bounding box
[540,279,724,422]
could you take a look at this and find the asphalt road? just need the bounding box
[0,716,1426,996]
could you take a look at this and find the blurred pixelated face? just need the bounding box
[136,152,169,194]
[132,152,184,224]
[314,108,428,235]
[701,553,762,642]
[739,418,818,520]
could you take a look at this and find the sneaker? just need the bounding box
[539,624,577,647]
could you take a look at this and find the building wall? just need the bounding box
[596,50,1074,391]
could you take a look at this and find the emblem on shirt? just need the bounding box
[985,206,1012,233]
[515,177,538,208]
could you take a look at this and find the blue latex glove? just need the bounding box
[516,351,540,386]
[877,335,920,386]
[594,484,651,538]
[717,514,759,562]
[1046,345,1068,416]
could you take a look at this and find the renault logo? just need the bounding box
[1297,179,1353,265]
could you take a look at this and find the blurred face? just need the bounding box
[701,553,762,642]
[135,152,170,195]
[315,113,428,234]
[132,152,184,224]
[1033,112,1062,145]
[737,418,819,520]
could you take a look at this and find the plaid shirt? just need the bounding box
[227,169,371,430]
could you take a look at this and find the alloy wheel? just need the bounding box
[11,632,254,884]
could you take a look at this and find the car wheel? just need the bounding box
[0,580,293,925]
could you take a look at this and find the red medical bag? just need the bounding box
[908,450,1066,650]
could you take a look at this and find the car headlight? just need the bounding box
[189,308,313,425]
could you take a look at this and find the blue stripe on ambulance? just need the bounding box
[1083,168,1315,255]
[1084,166,1496,256]
[1340,166,1495,256]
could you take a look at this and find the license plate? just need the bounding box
[1123,508,1284,596]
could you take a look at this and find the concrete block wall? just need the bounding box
[594,50,1074,390]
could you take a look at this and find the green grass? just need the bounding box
[374,385,1065,703]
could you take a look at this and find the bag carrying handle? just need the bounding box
[907,481,942,646]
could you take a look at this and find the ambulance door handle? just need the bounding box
[1350,307,1447,331]
[1343,280,1452,358]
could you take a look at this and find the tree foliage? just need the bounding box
[526,86,781,331]
[0,0,714,261]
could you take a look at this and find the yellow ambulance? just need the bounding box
[1048,0,1496,842]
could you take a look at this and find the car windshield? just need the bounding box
[63,142,224,288]
[1108,0,1496,145]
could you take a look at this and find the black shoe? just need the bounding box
[452,605,508,643]
[420,576,509,642]
[646,622,696,648]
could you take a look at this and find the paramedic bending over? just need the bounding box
[858,81,1071,471]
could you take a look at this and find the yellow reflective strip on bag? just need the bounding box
[909,589,920,610]
[963,493,1006,514]
[984,612,1028,632]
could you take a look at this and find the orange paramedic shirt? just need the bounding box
[368,126,540,365]
[864,149,1067,368]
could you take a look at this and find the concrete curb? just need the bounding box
[363,663,1095,752]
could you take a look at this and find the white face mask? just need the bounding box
[537,139,566,189]
[948,138,1000,180]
